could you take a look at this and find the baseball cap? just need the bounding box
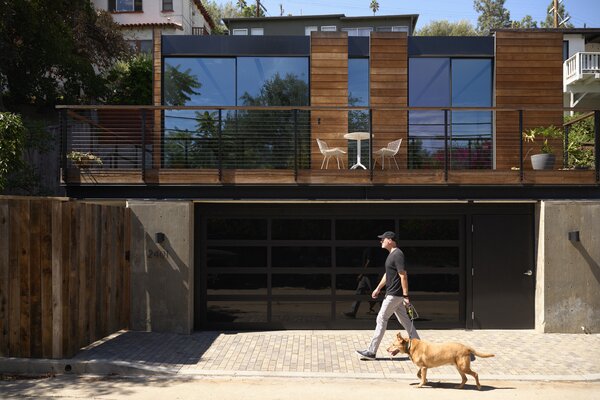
[377,231,396,240]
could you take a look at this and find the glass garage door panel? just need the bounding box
[207,301,267,323]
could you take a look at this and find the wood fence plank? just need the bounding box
[0,201,9,356]
[29,199,42,357]
[78,203,88,348]
[40,200,53,358]
[51,200,64,358]
[123,208,131,329]
[8,200,20,356]
[68,203,79,356]
[61,202,72,356]
[18,199,31,358]
[88,205,98,343]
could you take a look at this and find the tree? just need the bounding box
[511,15,538,28]
[0,0,130,109]
[0,112,25,191]
[473,0,511,36]
[540,0,574,28]
[104,54,153,105]
[370,0,380,16]
[416,20,477,36]
[236,0,265,18]
[204,0,244,34]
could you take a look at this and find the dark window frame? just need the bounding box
[162,0,174,12]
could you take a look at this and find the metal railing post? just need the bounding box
[218,108,223,182]
[141,109,146,181]
[564,124,569,169]
[369,108,373,181]
[595,110,600,183]
[444,109,449,181]
[294,109,298,182]
[519,110,524,182]
[60,109,68,183]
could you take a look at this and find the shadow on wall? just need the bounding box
[571,241,600,285]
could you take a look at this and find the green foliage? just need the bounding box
[204,0,244,34]
[416,20,477,36]
[523,125,563,155]
[370,0,380,15]
[0,0,130,108]
[236,0,265,17]
[540,0,574,28]
[565,114,595,169]
[163,65,202,106]
[104,53,153,105]
[473,0,511,36]
[511,15,538,28]
[0,112,26,190]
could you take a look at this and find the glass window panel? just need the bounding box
[409,58,450,107]
[335,273,381,292]
[272,274,331,295]
[272,219,331,240]
[305,26,318,35]
[401,247,459,269]
[163,58,235,106]
[397,219,459,240]
[272,247,331,268]
[335,246,388,269]
[272,302,331,323]
[164,109,223,168]
[409,273,459,293]
[207,301,267,322]
[116,0,134,11]
[335,219,394,240]
[451,59,492,107]
[232,29,248,35]
[251,28,264,36]
[207,273,267,295]
[348,59,369,107]
[206,247,267,268]
[207,218,267,240]
[411,299,459,323]
[237,57,309,106]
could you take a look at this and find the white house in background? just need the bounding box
[92,0,214,52]
[563,28,600,110]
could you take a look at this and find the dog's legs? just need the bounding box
[417,367,427,388]
[454,358,470,389]
[466,368,481,390]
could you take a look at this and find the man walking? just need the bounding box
[356,231,419,360]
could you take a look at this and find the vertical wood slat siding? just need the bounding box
[0,198,131,359]
[495,31,564,170]
[153,28,162,171]
[370,32,408,169]
[310,32,348,169]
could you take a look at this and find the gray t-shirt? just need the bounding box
[384,248,406,296]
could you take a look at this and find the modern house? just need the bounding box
[55,17,600,336]
[91,0,214,52]
[223,14,418,36]
[562,28,600,110]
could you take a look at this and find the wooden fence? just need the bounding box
[0,197,130,359]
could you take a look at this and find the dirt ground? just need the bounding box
[1,375,600,400]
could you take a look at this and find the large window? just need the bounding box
[163,57,310,169]
[348,58,370,166]
[408,58,492,169]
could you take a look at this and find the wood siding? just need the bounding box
[495,31,564,170]
[0,197,130,359]
[310,32,348,169]
[370,32,408,169]
[153,28,162,169]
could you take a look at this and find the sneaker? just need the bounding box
[342,311,356,318]
[356,349,376,360]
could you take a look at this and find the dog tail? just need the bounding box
[471,349,495,359]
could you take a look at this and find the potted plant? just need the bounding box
[523,125,563,170]
[66,151,103,168]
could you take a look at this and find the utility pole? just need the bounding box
[256,0,260,17]
[553,0,559,28]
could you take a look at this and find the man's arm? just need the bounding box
[399,270,410,302]
[371,274,386,299]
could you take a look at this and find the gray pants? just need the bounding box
[367,294,420,354]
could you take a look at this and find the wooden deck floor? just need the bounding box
[64,168,599,186]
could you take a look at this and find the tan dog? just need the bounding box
[386,333,494,390]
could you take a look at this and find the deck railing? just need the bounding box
[56,105,600,186]
[564,52,600,85]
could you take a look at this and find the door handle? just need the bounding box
[523,270,533,276]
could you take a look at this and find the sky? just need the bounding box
[243,0,600,29]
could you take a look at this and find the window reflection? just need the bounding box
[206,247,267,268]
[272,274,331,294]
[207,274,267,295]
[402,247,459,269]
[397,219,459,240]
[272,247,331,268]
[207,301,267,322]
[272,219,331,240]
[207,218,267,240]
[335,219,394,240]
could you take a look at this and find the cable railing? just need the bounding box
[57,105,599,184]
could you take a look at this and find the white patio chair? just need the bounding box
[316,138,346,169]
[373,138,402,170]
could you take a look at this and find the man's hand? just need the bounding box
[371,287,381,299]
[402,296,410,305]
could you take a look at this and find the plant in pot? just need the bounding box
[66,151,103,168]
[523,125,563,170]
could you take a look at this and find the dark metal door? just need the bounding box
[472,214,534,328]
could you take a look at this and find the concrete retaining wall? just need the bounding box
[128,201,194,334]
[536,201,600,333]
